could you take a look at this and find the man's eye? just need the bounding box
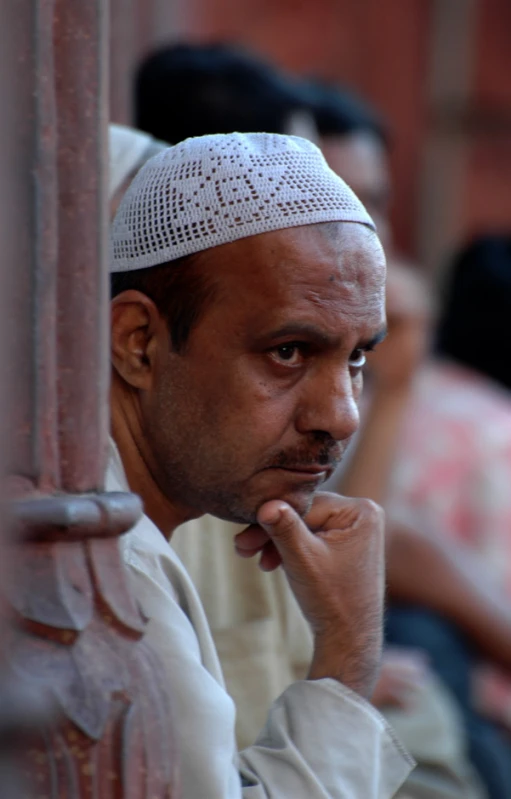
[271,343,304,366]
[349,349,367,369]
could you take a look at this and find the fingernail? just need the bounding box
[259,507,282,526]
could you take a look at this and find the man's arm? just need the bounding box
[233,491,414,796]
[235,492,386,699]
[126,499,414,799]
[238,678,412,797]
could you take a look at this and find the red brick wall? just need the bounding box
[181,0,432,256]
[462,0,511,241]
[109,0,511,268]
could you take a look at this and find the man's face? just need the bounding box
[141,222,386,524]
[321,133,392,252]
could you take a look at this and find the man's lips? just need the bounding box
[266,464,335,481]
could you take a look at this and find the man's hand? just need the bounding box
[235,492,385,699]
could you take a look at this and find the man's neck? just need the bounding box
[110,378,197,539]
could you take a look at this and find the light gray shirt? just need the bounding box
[107,439,413,797]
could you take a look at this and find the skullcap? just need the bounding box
[109,123,166,201]
[110,132,375,272]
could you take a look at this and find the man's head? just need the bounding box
[307,84,392,251]
[110,133,386,526]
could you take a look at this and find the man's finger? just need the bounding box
[234,525,270,552]
[256,500,314,563]
[235,545,263,559]
[259,540,282,572]
[305,493,384,536]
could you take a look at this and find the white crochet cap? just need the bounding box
[110,132,375,272]
[109,123,166,201]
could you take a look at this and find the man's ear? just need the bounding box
[111,290,163,390]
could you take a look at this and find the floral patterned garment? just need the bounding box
[387,359,511,726]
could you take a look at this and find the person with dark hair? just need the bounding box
[135,42,318,144]
[436,235,511,388]
[304,81,511,797]
[306,81,392,251]
[386,235,511,798]
[303,79,426,511]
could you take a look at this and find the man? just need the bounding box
[134,42,430,745]
[109,131,412,796]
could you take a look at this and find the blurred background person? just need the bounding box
[135,43,319,143]
[311,76,511,799]
[109,123,167,218]
[307,79,432,507]
[386,235,511,798]
[308,82,392,252]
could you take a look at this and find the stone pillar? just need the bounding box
[3,2,179,795]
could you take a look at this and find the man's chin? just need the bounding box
[277,491,314,518]
[211,486,316,526]
[255,486,316,521]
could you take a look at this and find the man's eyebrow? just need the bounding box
[260,323,388,349]
[261,323,334,345]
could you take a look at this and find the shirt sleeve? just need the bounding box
[239,679,414,798]
[125,551,413,799]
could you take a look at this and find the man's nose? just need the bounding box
[296,367,360,442]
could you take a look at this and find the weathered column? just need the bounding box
[110,0,141,124]
[3,2,178,796]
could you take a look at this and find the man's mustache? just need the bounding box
[263,437,346,471]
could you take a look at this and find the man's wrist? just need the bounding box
[308,632,382,699]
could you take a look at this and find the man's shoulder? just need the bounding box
[122,507,178,571]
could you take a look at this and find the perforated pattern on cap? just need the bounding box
[110,132,375,272]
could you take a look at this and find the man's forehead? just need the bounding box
[201,221,384,283]
[197,222,386,334]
